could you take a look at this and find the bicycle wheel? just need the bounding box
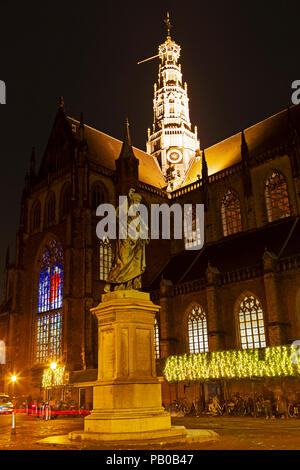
[288,404,295,418]
[180,398,191,415]
[169,401,178,414]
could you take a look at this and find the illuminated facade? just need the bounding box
[0,16,300,407]
[146,14,199,189]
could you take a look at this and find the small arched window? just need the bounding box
[45,193,56,226]
[99,238,113,281]
[184,205,202,250]
[0,340,6,365]
[92,183,107,210]
[238,295,266,349]
[60,184,71,219]
[265,170,291,222]
[31,200,41,233]
[221,189,242,236]
[154,317,160,359]
[187,305,208,353]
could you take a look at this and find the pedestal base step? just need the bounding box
[69,425,186,442]
[36,428,219,448]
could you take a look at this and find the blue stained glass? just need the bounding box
[35,240,63,363]
[38,241,63,313]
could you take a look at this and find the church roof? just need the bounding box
[182,104,300,187]
[149,216,300,290]
[67,117,167,189]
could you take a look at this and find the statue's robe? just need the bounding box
[106,202,148,287]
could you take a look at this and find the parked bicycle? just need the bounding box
[288,401,300,418]
[168,398,191,416]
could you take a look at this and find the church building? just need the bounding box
[1,16,300,409]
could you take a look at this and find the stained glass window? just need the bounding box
[35,240,63,363]
[38,241,63,313]
[238,295,266,349]
[99,238,112,281]
[221,189,242,236]
[154,317,160,359]
[188,305,209,353]
[36,312,62,363]
[265,170,291,222]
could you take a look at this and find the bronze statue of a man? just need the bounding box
[104,188,149,292]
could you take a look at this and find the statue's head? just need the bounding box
[128,188,142,205]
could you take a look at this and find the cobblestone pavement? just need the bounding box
[0,414,300,450]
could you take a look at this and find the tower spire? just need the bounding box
[146,16,200,190]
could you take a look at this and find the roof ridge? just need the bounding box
[67,115,154,157]
[206,105,296,151]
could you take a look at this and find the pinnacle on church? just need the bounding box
[118,118,137,161]
[5,246,10,269]
[58,96,65,109]
[201,149,208,181]
[241,130,250,163]
[80,111,84,127]
[79,112,85,142]
[30,146,36,177]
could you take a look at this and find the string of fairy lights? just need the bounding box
[42,365,65,388]
[163,345,300,382]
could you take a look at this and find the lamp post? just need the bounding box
[47,362,57,420]
[10,375,17,433]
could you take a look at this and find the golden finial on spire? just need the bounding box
[58,96,64,108]
[164,11,172,40]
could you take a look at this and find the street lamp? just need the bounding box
[50,362,57,371]
[10,374,17,396]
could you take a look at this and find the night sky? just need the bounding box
[0,0,299,294]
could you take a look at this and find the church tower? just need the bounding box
[146,13,200,190]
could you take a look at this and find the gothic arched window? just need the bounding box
[34,240,63,363]
[187,305,208,353]
[238,295,266,349]
[92,183,107,210]
[184,205,202,250]
[221,189,242,236]
[60,184,71,219]
[154,317,160,359]
[31,200,41,233]
[45,193,56,226]
[99,238,112,281]
[265,170,291,222]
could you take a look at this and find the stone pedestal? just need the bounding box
[70,290,186,442]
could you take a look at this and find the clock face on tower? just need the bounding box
[167,150,182,164]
